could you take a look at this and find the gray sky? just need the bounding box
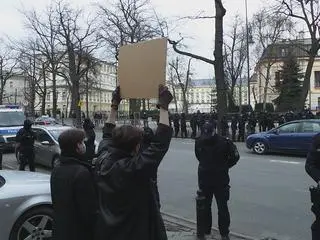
[0,0,268,78]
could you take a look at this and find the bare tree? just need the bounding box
[0,40,18,105]
[98,0,164,113]
[224,15,247,107]
[168,0,227,131]
[279,0,320,110]
[22,5,66,118]
[168,57,192,113]
[54,2,101,126]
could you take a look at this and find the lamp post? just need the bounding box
[245,0,251,107]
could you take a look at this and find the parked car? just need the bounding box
[16,125,99,168]
[246,119,320,155]
[34,116,58,126]
[16,125,72,168]
[0,170,52,240]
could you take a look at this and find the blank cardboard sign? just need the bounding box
[118,38,167,99]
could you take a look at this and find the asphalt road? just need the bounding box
[1,134,315,240]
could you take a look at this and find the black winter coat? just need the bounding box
[84,128,96,160]
[95,123,172,240]
[195,134,231,188]
[50,156,98,240]
[306,133,320,183]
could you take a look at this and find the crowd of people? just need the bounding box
[6,85,320,240]
[169,108,316,141]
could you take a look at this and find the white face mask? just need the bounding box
[77,142,86,155]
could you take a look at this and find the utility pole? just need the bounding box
[245,0,251,107]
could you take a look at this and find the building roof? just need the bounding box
[189,78,215,87]
[261,38,320,61]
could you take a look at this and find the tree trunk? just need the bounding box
[0,86,4,105]
[262,65,271,111]
[170,80,178,113]
[298,54,316,111]
[52,71,57,118]
[129,99,141,113]
[214,0,227,134]
[86,74,89,118]
[41,64,47,115]
[142,99,146,111]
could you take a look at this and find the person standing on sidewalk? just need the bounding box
[51,129,97,240]
[195,123,239,240]
[15,119,36,172]
[180,113,188,138]
[94,85,173,240]
[305,133,320,240]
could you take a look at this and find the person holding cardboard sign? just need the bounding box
[94,85,173,240]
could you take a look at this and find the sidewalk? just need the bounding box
[163,213,255,240]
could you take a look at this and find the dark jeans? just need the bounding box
[200,185,230,237]
[238,131,245,142]
[19,151,35,172]
[191,127,197,138]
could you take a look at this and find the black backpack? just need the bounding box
[225,138,240,168]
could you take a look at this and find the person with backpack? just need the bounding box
[195,123,240,240]
[94,85,173,240]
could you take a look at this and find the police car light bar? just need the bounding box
[0,105,21,109]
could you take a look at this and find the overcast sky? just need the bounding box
[0,0,270,78]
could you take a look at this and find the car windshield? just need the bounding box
[0,111,25,127]
[0,175,5,188]
[49,128,69,141]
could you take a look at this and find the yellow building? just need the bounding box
[250,39,320,111]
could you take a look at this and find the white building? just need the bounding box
[250,38,320,111]
[2,74,27,106]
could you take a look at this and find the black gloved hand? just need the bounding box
[157,85,173,111]
[111,86,122,110]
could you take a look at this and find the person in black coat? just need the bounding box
[16,119,36,172]
[191,113,197,138]
[195,123,239,240]
[173,113,180,137]
[238,116,246,142]
[231,116,238,142]
[83,118,96,163]
[95,85,173,240]
[50,129,98,240]
[306,133,320,240]
[220,116,229,137]
[180,113,188,138]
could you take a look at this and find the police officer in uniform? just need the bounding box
[231,116,238,142]
[16,119,36,172]
[306,133,320,239]
[238,115,246,142]
[180,113,188,138]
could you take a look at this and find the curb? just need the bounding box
[161,212,257,240]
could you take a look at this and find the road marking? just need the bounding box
[270,160,302,165]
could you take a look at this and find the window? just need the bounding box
[36,129,53,143]
[281,48,288,57]
[278,123,300,133]
[315,71,320,88]
[46,93,50,101]
[62,92,66,101]
[302,122,320,133]
[9,81,13,88]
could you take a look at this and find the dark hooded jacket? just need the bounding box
[195,132,231,188]
[83,118,96,161]
[306,133,320,183]
[95,123,172,240]
[50,152,98,240]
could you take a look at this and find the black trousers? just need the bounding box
[191,127,197,138]
[19,151,35,172]
[312,204,320,240]
[231,129,237,142]
[174,126,180,138]
[200,185,230,237]
[238,131,245,142]
[181,126,188,138]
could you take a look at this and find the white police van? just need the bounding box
[0,105,25,149]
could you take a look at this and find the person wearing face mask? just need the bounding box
[94,85,173,240]
[50,129,98,240]
[16,119,36,172]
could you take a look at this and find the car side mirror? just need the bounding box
[41,141,52,145]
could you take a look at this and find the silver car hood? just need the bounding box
[0,170,50,198]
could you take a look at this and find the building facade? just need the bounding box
[2,74,27,106]
[250,38,320,111]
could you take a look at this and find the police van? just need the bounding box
[0,105,25,149]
